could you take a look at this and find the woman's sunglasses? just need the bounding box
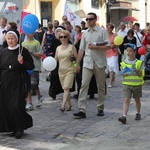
[60,36,67,39]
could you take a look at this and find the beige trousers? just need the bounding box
[78,63,106,113]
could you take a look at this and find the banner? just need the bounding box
[63,3,82,27]
[19,11,30,33]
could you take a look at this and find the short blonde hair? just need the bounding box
[58,30,70,41]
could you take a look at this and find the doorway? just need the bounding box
[41,1,52,28]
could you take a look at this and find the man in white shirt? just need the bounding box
[117,22,128,38]
[134,23,143,59]
[0,17,7,51]
[117,22,128,70]
[73,12,110,118]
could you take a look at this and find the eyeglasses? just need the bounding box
[63,18,67,20]
[60,36,67,39]
[86,18,95,21]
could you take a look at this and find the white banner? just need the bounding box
[63,3,82,27]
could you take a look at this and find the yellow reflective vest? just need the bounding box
[120,60,145,86]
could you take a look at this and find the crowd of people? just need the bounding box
[0,12,149,138]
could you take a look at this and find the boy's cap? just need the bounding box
[125,43,136,51]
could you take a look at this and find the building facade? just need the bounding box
[0,0,150,29]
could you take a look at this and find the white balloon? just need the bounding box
[42,57,57,71]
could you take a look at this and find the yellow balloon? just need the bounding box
[114,36,123,46]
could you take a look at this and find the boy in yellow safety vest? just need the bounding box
[118,43,145,124]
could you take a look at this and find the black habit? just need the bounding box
[0,46,34,132]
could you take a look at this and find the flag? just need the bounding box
[19,11,30,33]
[122,66,133,75]
[63,3,82,27]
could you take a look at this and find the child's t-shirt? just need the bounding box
[22,39,42,71]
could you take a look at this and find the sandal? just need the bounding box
[60,107,65,113]
[66,105,72,111]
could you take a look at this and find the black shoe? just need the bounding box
[135,113,141,120]
[89,94,94,99]
[9,131,16,137]
[73,94,78,99]
[46,76,50,81]
[97,110,104,116]
[15,130,24,139]
[118,116,126,124]
[73,111,86,119]
[105,74,110,78]
[49,92,56,99]
[31,91,36,96]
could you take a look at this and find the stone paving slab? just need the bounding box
[0,71,150,150]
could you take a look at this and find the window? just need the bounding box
[66,0,80,11]
[66,0,79,2]
[41,2,52,25]
[91,0,99,9]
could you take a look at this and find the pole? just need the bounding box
[106,0,111,23]
[34,0,36,15]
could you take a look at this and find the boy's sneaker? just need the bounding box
[135,113,141,120]
[118,116,126,124]
[36,95,44,107]
[73,111,86,119]
[26,103,33,111]
[97,110,104,116]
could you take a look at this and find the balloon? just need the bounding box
[114,36,123,46]
[138,47,146,55]
[22,14,39,34]
[42,57,57,71]
[73,61,76,72]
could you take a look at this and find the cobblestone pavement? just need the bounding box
[0,71,150,150]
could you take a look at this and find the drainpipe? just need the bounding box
[34,0,36,15]
[106,0,112,23]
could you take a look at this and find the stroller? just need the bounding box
[144,52,150,80]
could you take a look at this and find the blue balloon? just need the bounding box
[22,14,39,34]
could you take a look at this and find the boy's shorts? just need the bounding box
[123,85,142,99]
[31,71,40,91]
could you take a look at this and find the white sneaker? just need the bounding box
[26,103,33,111]
[36,96,44,107]
[108,84,113,88]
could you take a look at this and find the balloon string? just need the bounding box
[19,33,23,55]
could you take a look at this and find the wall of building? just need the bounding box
[131,0,145,29]
[146,0,150,25]
[11,0,150,28]
[25,0,67,25]
[52,0,65,23]
[81,0,105,25]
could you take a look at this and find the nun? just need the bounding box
[0,29,34,139]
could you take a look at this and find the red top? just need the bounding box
[142,33,150,47]
[78,33,82,40]
[106,34,118,58]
